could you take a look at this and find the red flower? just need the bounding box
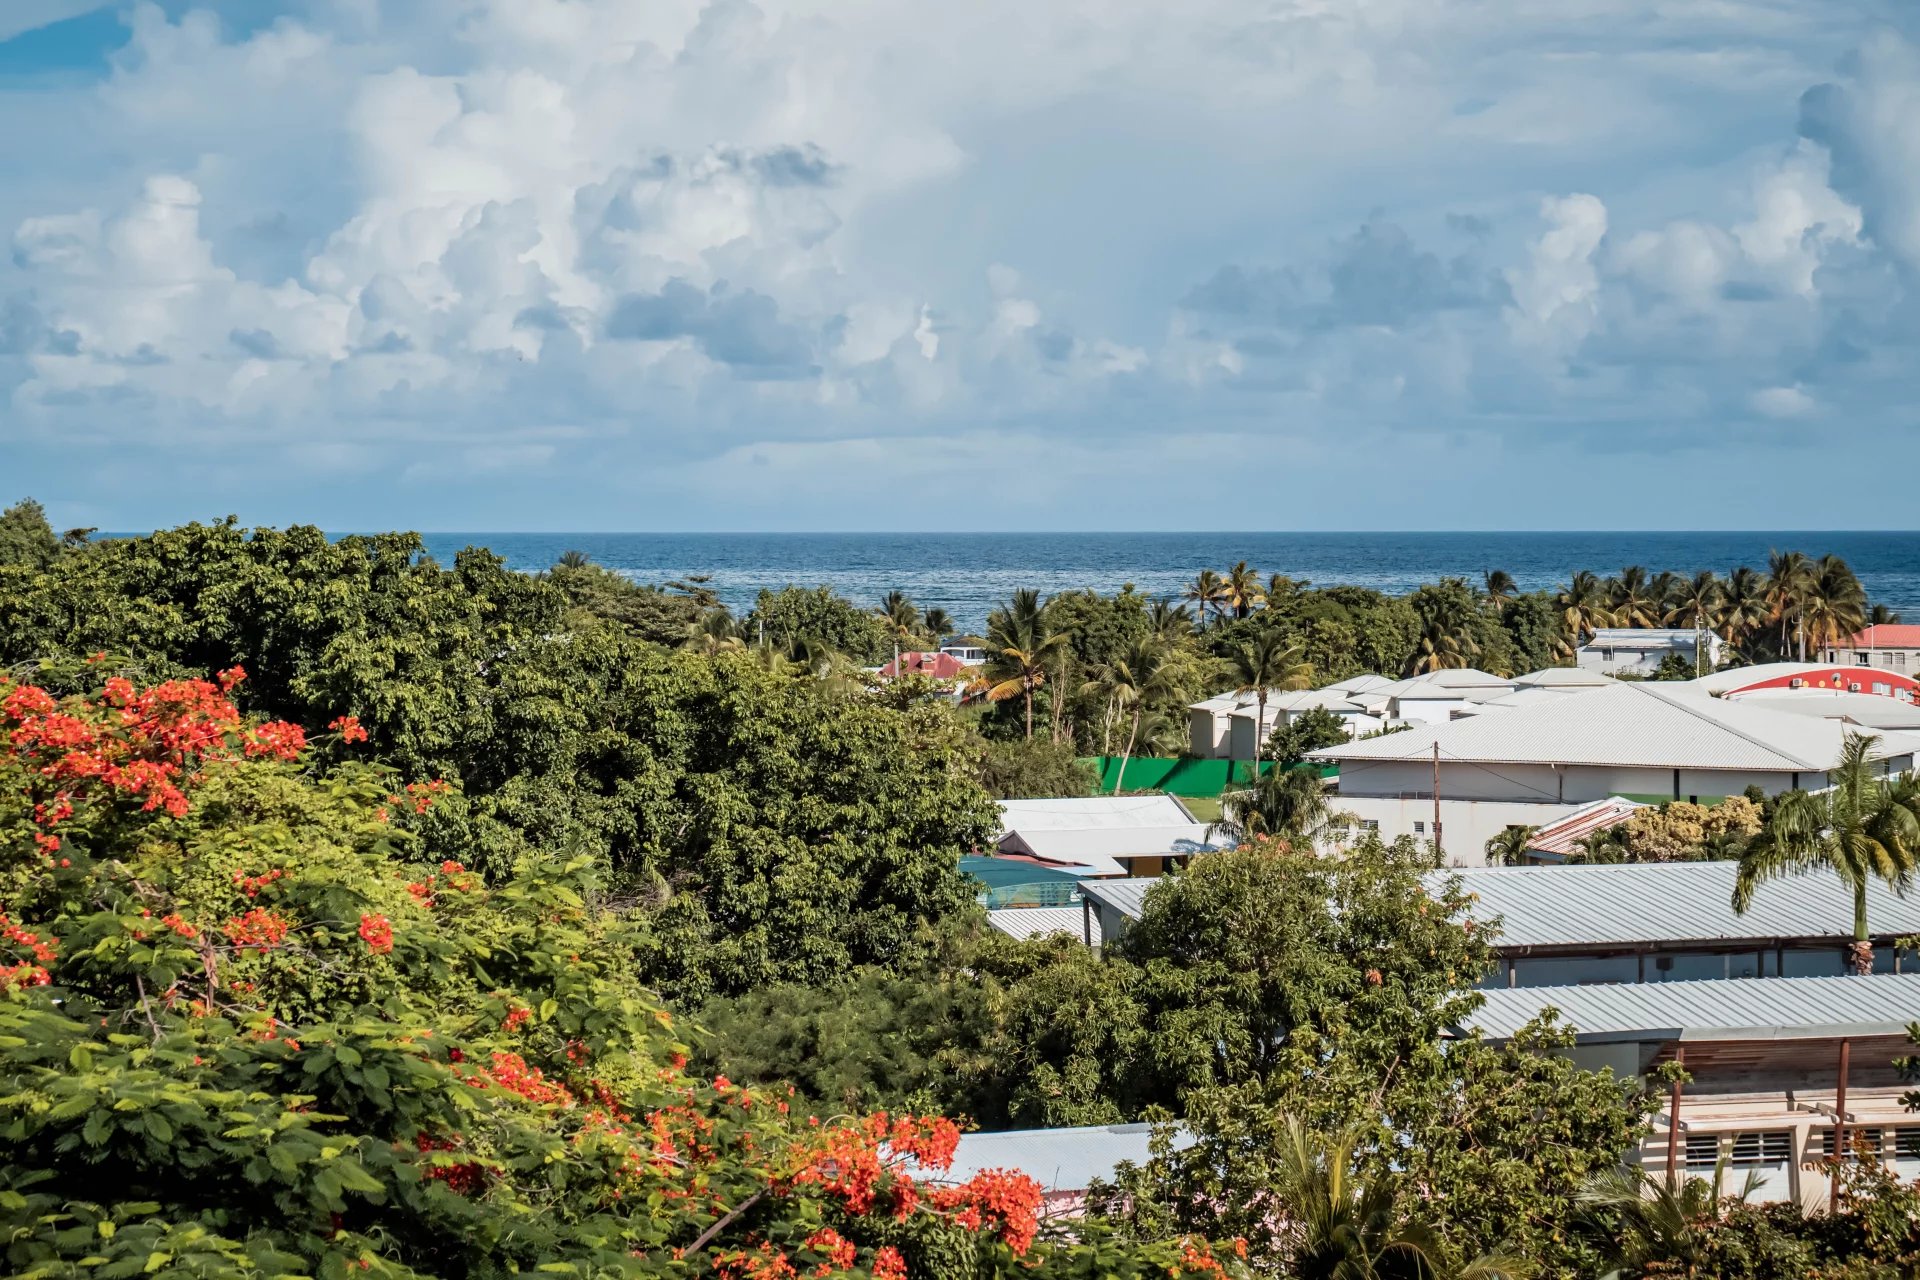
[328,714,369,744]
[216,665,247,691]
[871,1247,906,1280]
[358,913,394,955]
[225,907,292,951]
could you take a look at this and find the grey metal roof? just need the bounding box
[1463,973,1920,1043]
[987,906,1099,946]
[1081,878,1154,921]
[1442,861,1920,950]
[912,1123,1192,1192]
[997,795,1195,833]
[1312,681,1920,772]
[1734,691,1920,732]
[1513,666,1618,689]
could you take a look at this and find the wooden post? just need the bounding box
[1431,741,1442,859]
[1666,1047,1685,1189]
[1832,1037,1852,1214]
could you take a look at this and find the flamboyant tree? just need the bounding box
[0,665,1242,1280]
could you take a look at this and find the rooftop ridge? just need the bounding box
[1628,681,1827,772]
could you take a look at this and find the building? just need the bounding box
[1461,974,1920,1204]
[1445,861,1920,986]
[939,644,989,664]
[1308,682,1920,860]
[1079,878,1153,948]
[1518,796,1647,863]
[903,1122,1192,1217]
[878,651,976,680]
[995,795,1220,879]
[1822,624,1920,674]
[1577,628,1722,677]
[987,905,1102,947]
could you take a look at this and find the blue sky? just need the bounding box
[2,1,1918,532]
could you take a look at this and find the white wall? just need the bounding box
[1391,695,1470,725]
[1227,705,1284,761]
[1328,795,1584,865]
[1336,759,1809,805]
[1188,707,1227,758]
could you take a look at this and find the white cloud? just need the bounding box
[1503,193,1607,351]
[1750,385,1814,418]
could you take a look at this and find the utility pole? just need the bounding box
[1832,1037,1852,1214]
[1431,741,1442,859]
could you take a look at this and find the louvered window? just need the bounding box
[1683,1134,1721,1169]
[1895,1128,1920,1159]
[1817,1128,1884,1161]
[1729,1131,1792,1167]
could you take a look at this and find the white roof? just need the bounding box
[1323,673,1394,695]
[1513,667,1617,689]
[1733,691,1920,732]
[997,795,1194,834]
[1464,973,1920,1044]
[987,906,1098,946]
[1311,681,1920,773]
[1189,691,1259,713]
[999,825,1222,865]
[1443,861,1920,949]
[1479,686,1582,709]
[906,1123,1192,1193]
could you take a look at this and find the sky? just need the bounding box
[1,1,1918,533]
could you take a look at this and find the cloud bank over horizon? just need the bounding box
[1,0,1918,531]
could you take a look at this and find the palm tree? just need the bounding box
[1717,566,1770,655]
[1146,599,1193,643]
[683,608,743,655]
[1802,554,1866,659]
[876,591,921,642]
[1482,824,1537,867]
[666,574,722,610]
[1222,561,1265,620]
[1870,604,1904,626]
[1216,767,1350,845]
[1608,566,1661,629]
[1271,1117,1531,1280]
[983,589,1071,740]
[1734,732,1920,973]
[1082,638,1181,793]
[1766,550,1816,660]
[555,549,592,570]
[1266,573,1306,606]
[1482,569,1517,611]
[1665,570,1723,677]
[1226,632,1313,768]
[1554,571,1610,647]
[922,607,955,643]
[1579,1159,1761,1275]
[1183,569,1228,627]
[1568,827,1629,864]
[1406,580,1481,675]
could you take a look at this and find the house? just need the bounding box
[939,644,989,665]
[1511,666,1617,693]
[1460,973,1920,1205]
[995,795,1220,879]
[1186,672,1461,758]
[987,905,1102,947]
[1517,796,1647,863]
[1822,624,1920,674]
[878,651,975,680]
[1677,661,1920,704]
[1187,690,1262,758]
[1308,682,1920,860]
[1445,861,1920,987]
[1577,627,1722,676]
[1344,668,1516,725]
[903,1123,1193,1217]
[1079,878,1154,947]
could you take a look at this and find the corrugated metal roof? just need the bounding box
[1734,692,1920,732]
[1325,673,1394,695]
[1001,825,1220,864]
[997,796,1194,833]
[1311,681,1920,772]
[907,1123,1191,1192]
[1845,624,1920,649]
[1678,662,1861,694]
[1464,972,1920,1043]
[1081,878,1154,920]
[1513,667,1617,689]
[987,906,1099,946]
[1523,797,1648,858]
[1442,861,1920,949]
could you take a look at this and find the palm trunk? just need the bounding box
[1023,686,1034,740]
[1851,882,1873,975]
[1051,654,1067,744]
[1254,689,1268,770]
[1115,710,1140,794]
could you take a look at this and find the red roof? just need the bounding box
[880,651,973,680]
[1842,624,1920,649]
[1526,797,1648,860]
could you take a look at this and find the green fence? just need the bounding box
[1077,756,1333,796]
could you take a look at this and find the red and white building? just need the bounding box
[1822,624,1920,675]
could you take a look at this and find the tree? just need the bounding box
[1268,706,1349,767]
[1579,1161,1763,1278]
[1084,637,1183,792]
[1666,570,1723,677]
[1147,599,1194,643]
[1766,550,1816,660]
[684,607,745,654]
[0,666,1241,1280]
[1734,733,1920,972]
[922,606,955,642]
[749,585,894,663]
[1226,631,1313,767]
[974,736,1098,799]
[1500,593,1570,672]
[1216,766,1346,845]
[1802,554,1866,658]
[1221,561,1265,620]
[1184,569,1228,627]
[1718,566,1771,656]
[1607,566,1661,629]
[984,588,1072,740]
[1555,571,1610,647]
[876,589,923,649]
[1483,825,1537,866]
[545,554,701,645]
[1482,569,1517,611]
[0,497,60,570]
[1406,579,1482,674]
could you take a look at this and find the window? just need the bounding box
[1729,1131,1793,1167]
[1896,1128,1920,1160]
[1413,821,1426,834]
[1817,1128,1884,1161]
[1857,652,1872,665]
[1684,1134,1721,1169]
[1874,683,1892,696]
[1896,653,1908,669]
[1363,820,1379,831]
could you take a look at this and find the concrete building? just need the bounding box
[1822,624,1920,674]
[1577,627,1722,676]
[1308,682,1920,861]
[995,795,1219,879]
[1188,681,1393,759]
[1447,862,1920,986]
[1462,974,1920,1205]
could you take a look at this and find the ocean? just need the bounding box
[409,531,1920,634]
